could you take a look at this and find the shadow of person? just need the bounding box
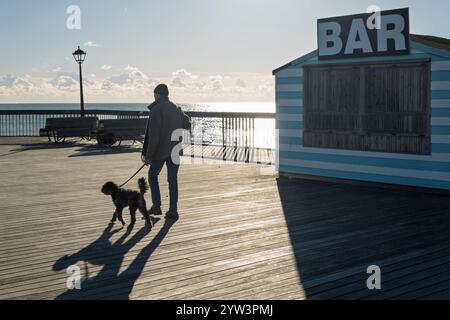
[53,218,175,300]
[114,218,176,299]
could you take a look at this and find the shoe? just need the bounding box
[148,205,162,216]
[165,210,179,220]
[145,216,154,230]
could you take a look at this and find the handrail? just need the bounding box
[0,109,275,118]
[0,109,276,152]
[185,111,275,119]
[0,109,147,116]
[0,108,276,162]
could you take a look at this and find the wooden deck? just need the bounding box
[1,137,450,300]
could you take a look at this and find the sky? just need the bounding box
[0,0,449,103]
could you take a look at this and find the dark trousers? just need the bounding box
[148,157,180,211]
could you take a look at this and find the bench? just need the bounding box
[39,117,99,143]
[95,118,147,146]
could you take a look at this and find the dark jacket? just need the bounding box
[142,97,191,161]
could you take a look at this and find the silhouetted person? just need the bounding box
[142,84,191,220]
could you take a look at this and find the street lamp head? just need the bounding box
[72,46,86,64]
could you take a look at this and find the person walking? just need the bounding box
[141,84,191,220]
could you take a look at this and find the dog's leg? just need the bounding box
[110,209,118,224]
[117,207,125,226]
[127,207,137,231]
[138,198,153,230]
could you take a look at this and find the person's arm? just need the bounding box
[142,101,159,163]
[146,109,162,160]
[141,119,150,156]
[180,109,191,131]
[141,120,150,163]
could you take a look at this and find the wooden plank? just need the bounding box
[1,137,450,299]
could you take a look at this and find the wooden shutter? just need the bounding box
[303,61,431,155]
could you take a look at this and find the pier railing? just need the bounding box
[0,110,275,155]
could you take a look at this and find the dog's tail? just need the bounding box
[138,177,148,195]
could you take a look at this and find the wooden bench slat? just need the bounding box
[97,118,147,145]
[40,117,99,140]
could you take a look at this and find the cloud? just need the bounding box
[0,74,17,88]
[83,41,100,47]
[172,69,198,79]
[49,72,81,91]
[106,65,147,85]
[51,76,78,91]
[172,77,186,88]
[49,71,97,91]
[209,75,223,81]
[100,65,112,70]
[105,74,130,86]
[235,79,247,88]
[209,75,224,92]
[169,68,200,90]
[0,74,37,93]
[124,65,138,71]
[0,69,274,103]
[0,74,59,99]
[99,65,159,98]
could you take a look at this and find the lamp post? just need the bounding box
[72,46,87,117]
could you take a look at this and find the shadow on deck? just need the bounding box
[0,138,274,164]
[278,177,450,299]
[53,219,175,300]
[1,137,450,300]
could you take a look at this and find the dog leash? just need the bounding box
[119,163,147,188]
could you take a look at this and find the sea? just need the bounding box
[0,102,276,148]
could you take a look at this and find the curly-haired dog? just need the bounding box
[101,178,153,231]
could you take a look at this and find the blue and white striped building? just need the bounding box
[273,35,450,190]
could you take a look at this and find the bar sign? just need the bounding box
[317,8,410,60]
